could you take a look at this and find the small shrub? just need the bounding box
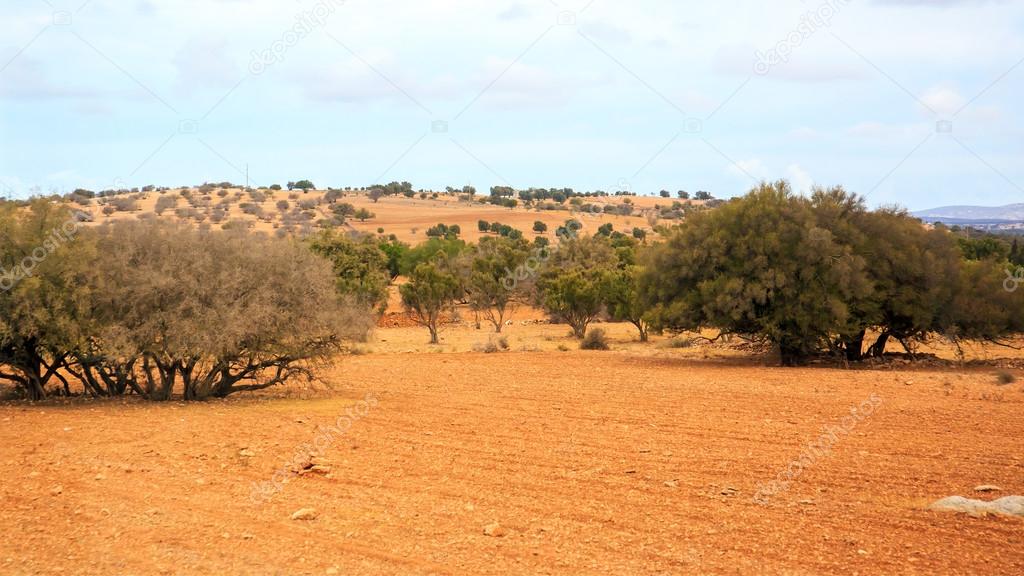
[580,329,609,350]
[996,371,1016,385]
[659,337,694,349]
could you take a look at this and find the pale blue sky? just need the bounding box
[1,0,1022,210]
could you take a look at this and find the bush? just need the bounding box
[580,328,610,350]
[109,197,139,212]
[658,337,694,349]
[473,336,510,353]
[154,195,177,215]
[996,371,1017,385]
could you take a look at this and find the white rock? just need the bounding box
[291,508,319,521]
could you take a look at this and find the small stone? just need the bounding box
[720,486,738,496]
[483,522,506,537]
[798,499,815,505]
[238,449,256,458]
[858,549,868,555]
[664,480,678,488]
[299,464,332,476]
[464,503,475,512]
[291,508,319,521]
[94,473,106,481]
[974,485,1002,493]
[326,568,339,575]
[50,485,63,496]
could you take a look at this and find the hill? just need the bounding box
[58,187,706,243]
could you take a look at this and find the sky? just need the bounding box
[0,0,1022,210]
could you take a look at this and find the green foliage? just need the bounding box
[605,264,650,342]
[399,237,467,276]
[957,236,1010,262]
[307,230,391,313]
[426,223,461,240]
[378,237,410,280]
[536,235,618,339]
[0,201,93,399]
[466,236,531,332]
[288,180,315,192]
[642,181,871,365]
[642,181,1024,365]
[400,262,461,344]
[533,220,548,233]
[354,208,375,222]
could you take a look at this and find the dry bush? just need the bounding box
[580,328,610,350]
[80,220,375,400]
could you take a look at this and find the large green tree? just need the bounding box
[641,181,871,365]
[466,236,531,332]
[536,235,618,339]
[308,230,391,314]
[0,201,94,399]
[400,262,461,344]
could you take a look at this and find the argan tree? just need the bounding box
[641,181,871,365]
[0,201,93,399]
[80,221,373,400]
[307,230,392,314]
[535,235,618,339]
[400,262,461,344]
[466,236,530,332]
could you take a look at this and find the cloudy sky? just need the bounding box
[0,0,1021,209]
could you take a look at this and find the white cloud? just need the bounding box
[920,86,966,116]
[786,163,814,193]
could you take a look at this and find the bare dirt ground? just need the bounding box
[2,335,1023,575]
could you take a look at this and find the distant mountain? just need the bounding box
[913,203,1024,223]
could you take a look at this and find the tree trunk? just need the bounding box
[844,329,866,362]
[868,332,890,358]
[778,340,807,367]
[571,322,587,339]
[633,320,649,343]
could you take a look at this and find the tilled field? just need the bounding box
[1,352,1022,575]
